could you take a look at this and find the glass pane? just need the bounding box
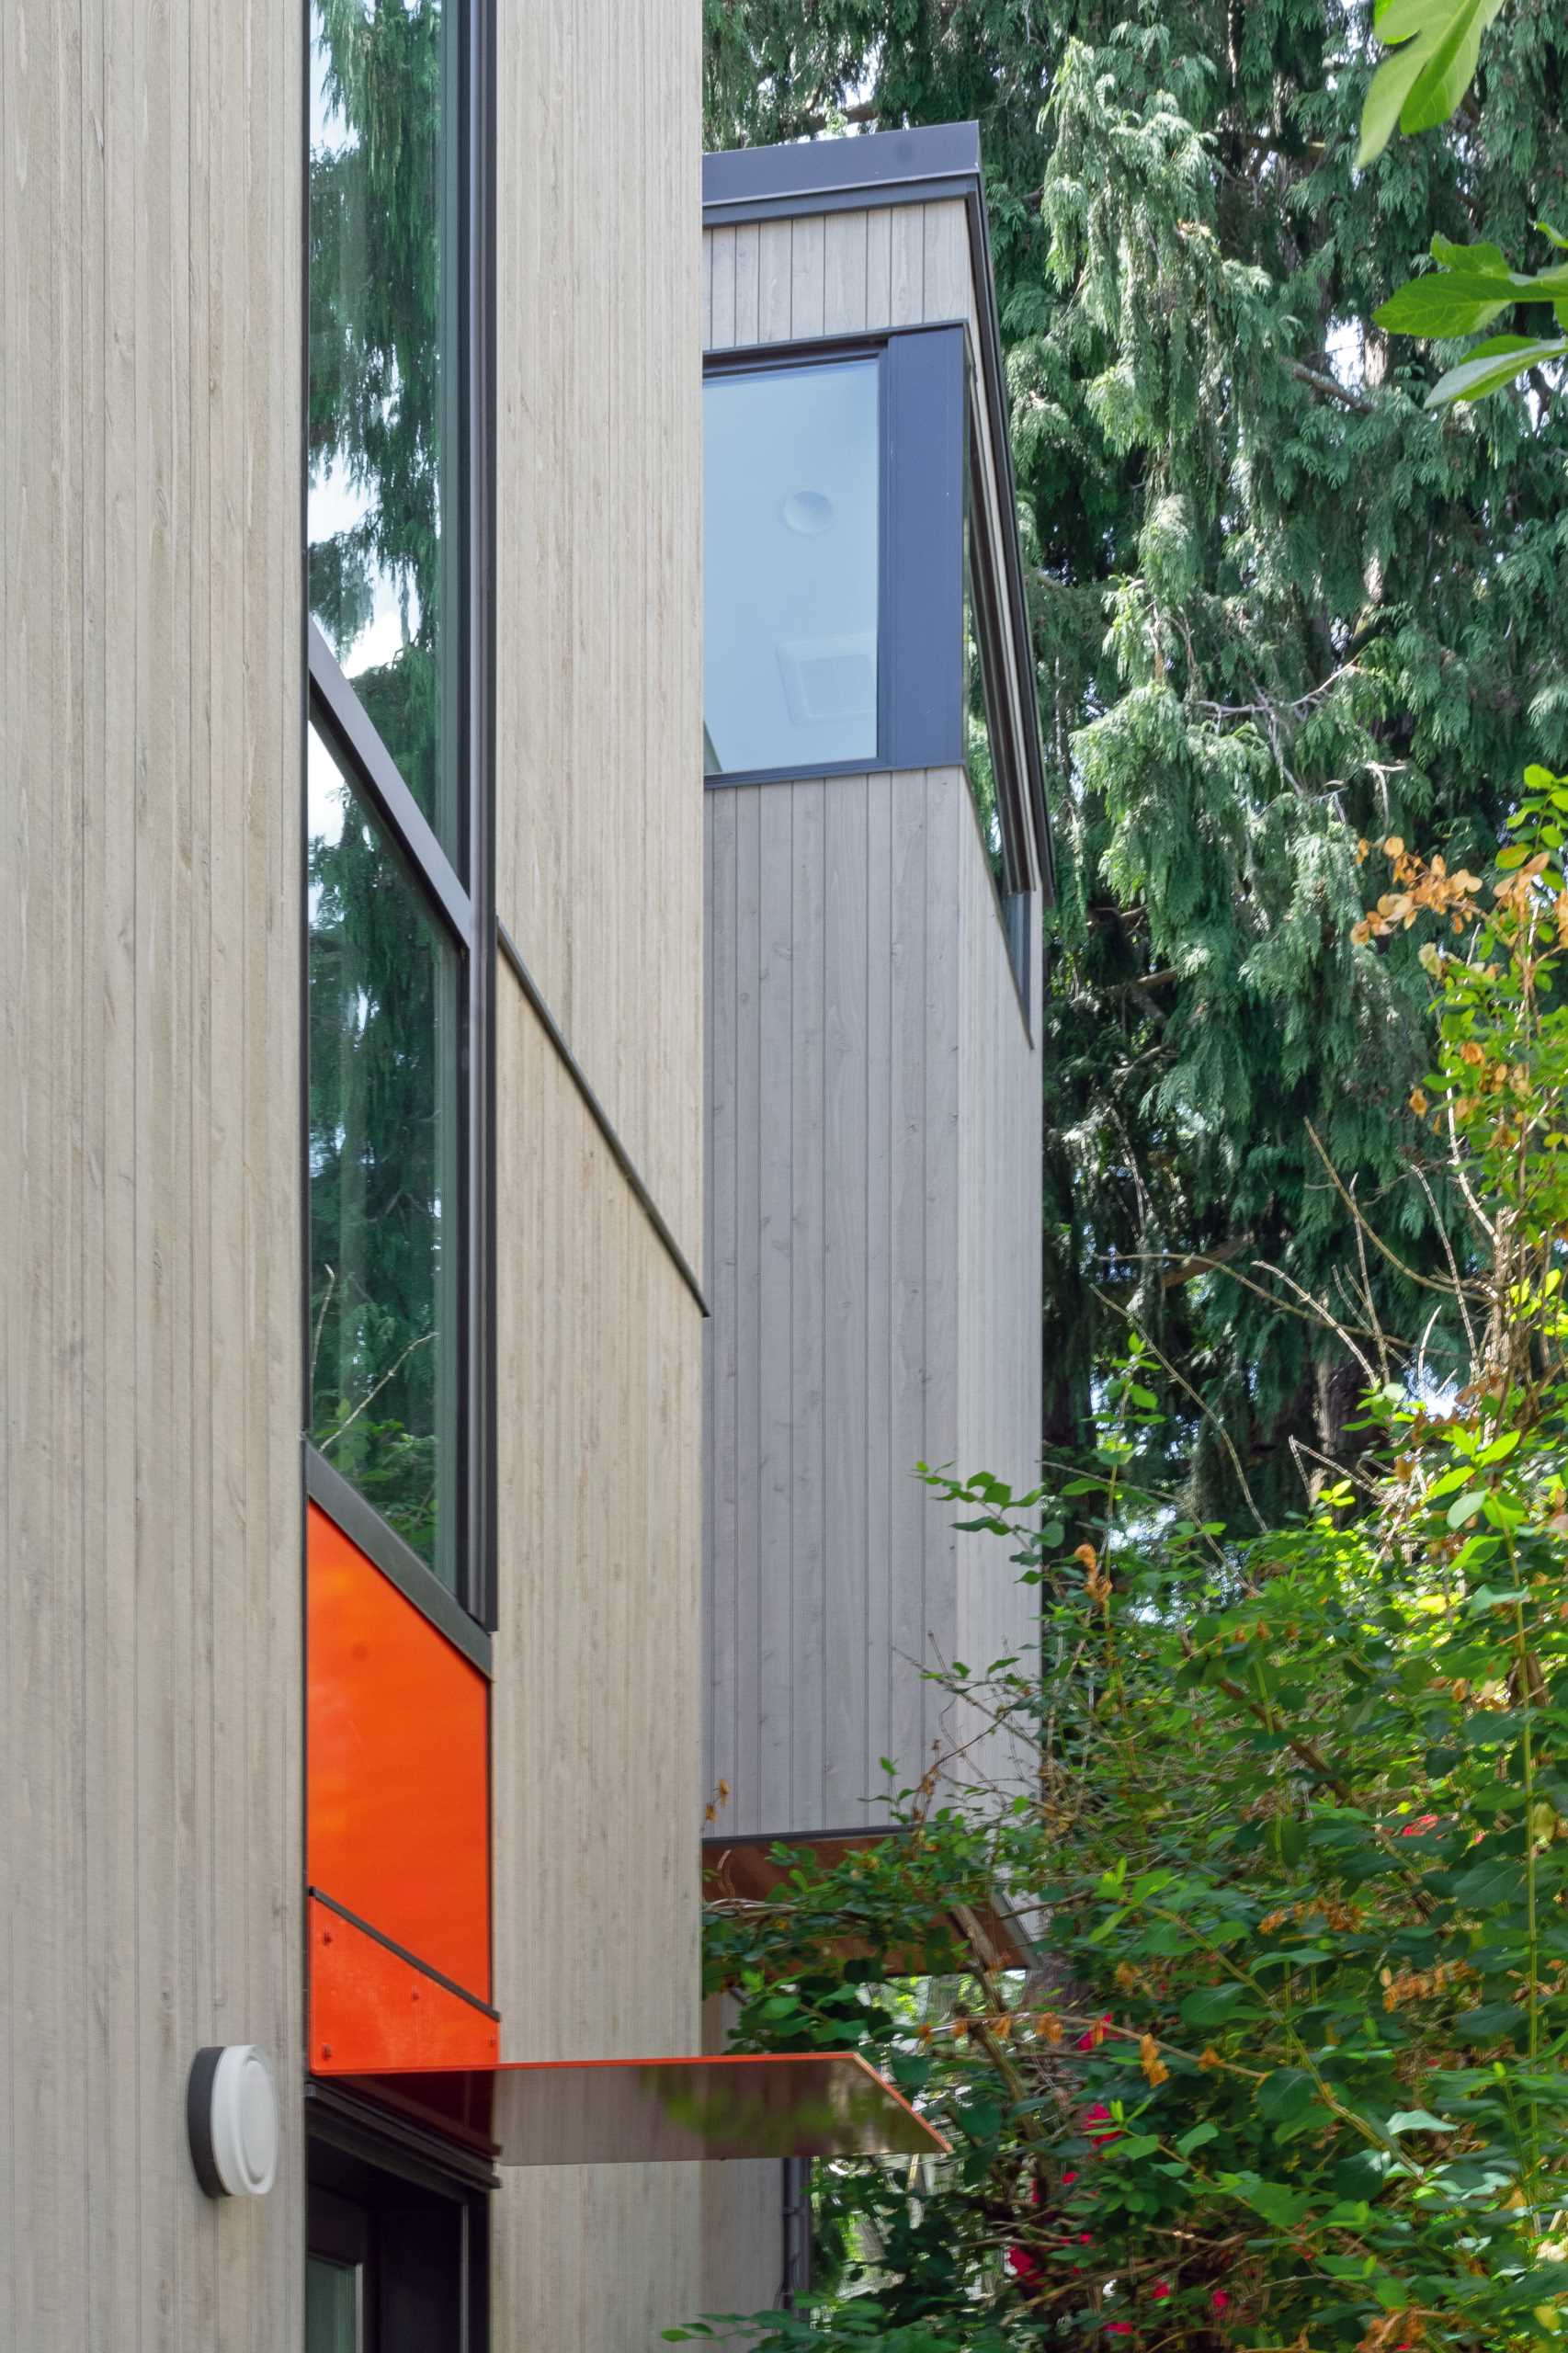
[704,359,880,776]
[963,523,1003,889]
[306,2254,362,2353]
[308,718,461,1586]
[308,0,462,860]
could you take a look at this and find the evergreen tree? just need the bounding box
[704,0,1568,1518]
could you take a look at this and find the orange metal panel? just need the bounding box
[310,2051,949,2165]
[307,1501,491,2000]
[309,1896,499,2074]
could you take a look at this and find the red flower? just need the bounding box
[1210,2288,1231,2313]
[1062,2169,1079,2186]
[1105,2326,1132,2339]
[1151,2280,1171,2301]
[1400,1813,1439,1837]
[1006,2247,1039,2280]
[1076,2013,1113,2051]
[1083,2102,1123,2147]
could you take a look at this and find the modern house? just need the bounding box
[4,1,1042,2340]
[696,126,1051,2312]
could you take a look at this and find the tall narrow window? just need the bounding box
[305,0,489,1622]
[962,530,1003,890]
[307,719,461,1583]
[309,0,463,860]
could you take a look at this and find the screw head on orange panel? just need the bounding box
[320,2044,333,2061]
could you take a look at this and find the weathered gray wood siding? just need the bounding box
[704,772,1040,1836]
[955,792,1045,1778]
[489,0,705,2342]
[3,0,304,2342]
[700,193,1042,1843]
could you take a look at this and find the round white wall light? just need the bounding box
[187,2045,279,2200]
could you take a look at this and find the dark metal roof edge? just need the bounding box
[305,1444,494,1677]
[701,129,1054,898]
[702,121,981,210]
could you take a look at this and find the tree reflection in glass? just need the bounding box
[963,529,1004,890]
[308,720,461,1584]
[308,0,462,862]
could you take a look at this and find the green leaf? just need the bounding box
[1181,1983,1255,2028]
[1450,1855,1521,1907]
[1375,277,1510,337]
[1176,2121,1220,2156]
[1358,34,1430,167]
[1386,2109,1456,2134]
[1428,335,1568,408]
[1429,234,1516,282]
[1457,2000,1525,2038]
[1358,0,1507,165]
[1446,1487,1488,1528]
[1256,2067,1318,2124]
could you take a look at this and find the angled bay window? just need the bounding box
[703,328,966,786]
[306,0,490,1626]
[701,320,1037,999]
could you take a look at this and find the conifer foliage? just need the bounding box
[704,1,1568,1516]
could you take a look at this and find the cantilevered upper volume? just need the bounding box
[700,125,1050,1847]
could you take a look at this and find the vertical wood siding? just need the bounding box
[493,0,703,1270]
[700,202,1042,1840]
[491,977,704,2349]
[703,773,1040,1836]
[3,0,304,2343]
[490,0,704,2343]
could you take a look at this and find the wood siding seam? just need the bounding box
[497,923,709,1319]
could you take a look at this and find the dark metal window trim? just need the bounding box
[306,1447,493,1676]
[309,2082,500,2201]
[961,369,1035,1032]
[702,324,964,789]
[309,1886,500,2018]
[496,923,709,1317]
[306,2101,495,2353]
[308,626,474,951]
[303,0,495,1637]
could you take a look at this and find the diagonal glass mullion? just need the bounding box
[309,620,472,952]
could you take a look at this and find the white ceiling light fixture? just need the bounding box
[780,489,834,536]
[187,2045,280,2200]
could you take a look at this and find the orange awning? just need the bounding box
[313,2052,948,2166]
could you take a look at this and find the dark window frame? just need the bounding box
[960,366,1035,1020]
[302,0,495,1635]
[307,2099,492,2353]
[702,324,966,789]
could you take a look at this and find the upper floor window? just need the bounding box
[307,717,461,1584]
[963,528,1003,892]
[309,0,464,866]
[305,0,490,1624]
[704,358,881,777]
[701,323,1036,1006]
[703,328,970,789]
